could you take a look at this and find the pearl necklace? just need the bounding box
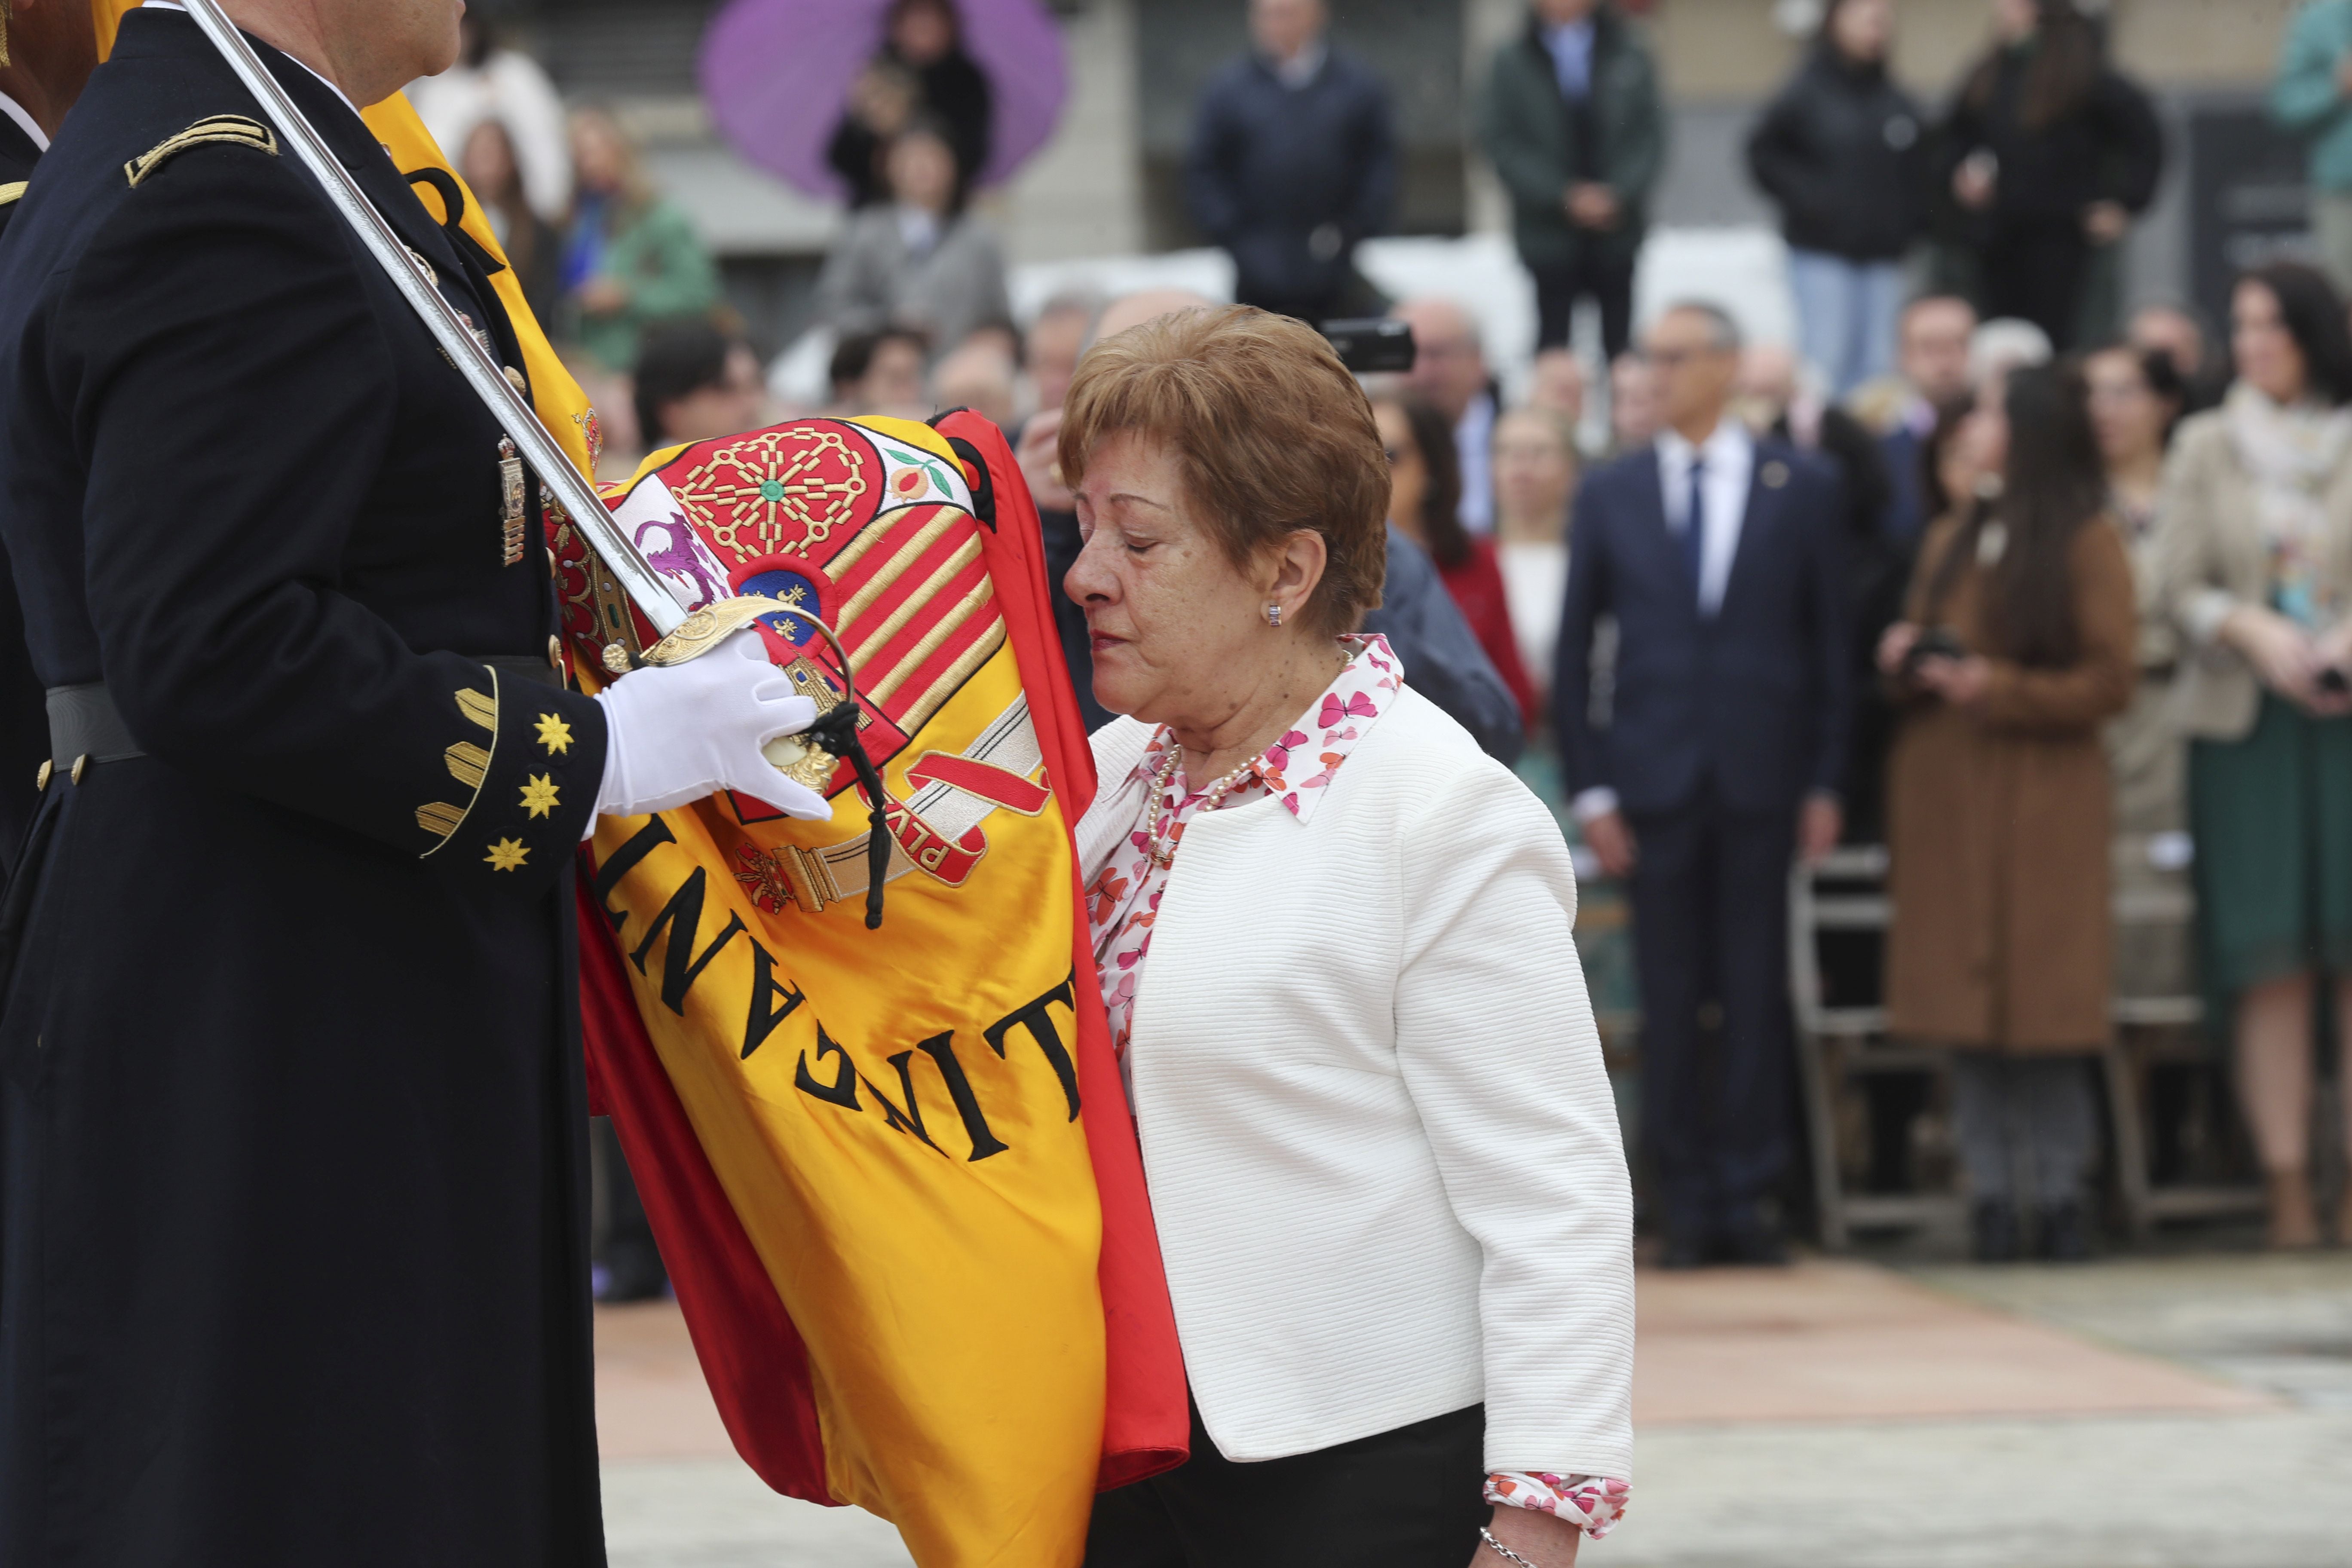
[1143,647,1357,869]
[1142,740,1262,870]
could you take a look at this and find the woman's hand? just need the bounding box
[1915,654,1992,709]
[1467,1507,1582,1567]
[2082,200,2130,245]
[2224,605,2339,711]
[1877,622,1921,678]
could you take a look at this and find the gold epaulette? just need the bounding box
[0,182,24,208]
[123,115,278,189]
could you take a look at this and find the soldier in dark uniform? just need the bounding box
[0,3,816,1562]
[0,0,96,879]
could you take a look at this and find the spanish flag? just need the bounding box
[94,4,1188,1559]
[563,412,1189,1567]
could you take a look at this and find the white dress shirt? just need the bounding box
[1540,18,1598,100]
[1456,389,1498,536]
[0,91,50,154]
[1657,419,1754,618]
[1571,420,1755,825]
[1500,540,1568,692]
[1270,39,1329,90]
[142,0,360,116]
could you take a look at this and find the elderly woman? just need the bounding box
[1061,305,1632,1568]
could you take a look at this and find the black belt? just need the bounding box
[46,655,564,774]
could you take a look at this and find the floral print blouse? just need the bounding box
[1084,632,1629,1540]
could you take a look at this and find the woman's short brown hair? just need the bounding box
[1057,304,1388,636]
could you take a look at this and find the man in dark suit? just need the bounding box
[0,3,810,1559]
[1877,292,1976,548]
[1555,301,1850,1266]
[1184,0,1397,326]
[0,0,98,881]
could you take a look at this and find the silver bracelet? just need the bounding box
[1479,1525,1542,1567]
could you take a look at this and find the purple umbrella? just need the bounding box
[699,0,1069,200]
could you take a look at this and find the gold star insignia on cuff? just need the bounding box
[519,774,560,818]
[485,837,530,872]
[534,713,573,754]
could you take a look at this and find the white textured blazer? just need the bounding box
[1076,688,1635,1479]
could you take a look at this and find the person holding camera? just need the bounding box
[1879,363,2136,1263]
[2151,261,2352,1250]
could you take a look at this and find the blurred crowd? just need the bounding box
[422,0,2352,1274]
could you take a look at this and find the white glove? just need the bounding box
[588,628,828,828]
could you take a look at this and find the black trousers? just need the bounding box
[1085,1397,1487,1568]
[1627,797,1798,1240]
[1978,218,2093,353]
[1531,249,1635,360]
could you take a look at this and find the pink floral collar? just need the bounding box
[1127,633,1404,824]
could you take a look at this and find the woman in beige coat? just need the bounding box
[2150,262,2352,1249]
[1880,364,2138,1262]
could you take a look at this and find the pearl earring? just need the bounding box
[1265,603,1282,628]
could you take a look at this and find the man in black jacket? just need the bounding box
[0,0,97,882]
[0,3,814,1559]
[1184,0,1397,325]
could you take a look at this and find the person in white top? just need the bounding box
[1061,304,1632,1568]
[1493,404,1580,701]
[405,13,571,226]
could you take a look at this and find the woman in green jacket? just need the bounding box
[561,106,722,374]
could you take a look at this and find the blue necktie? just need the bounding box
[1683,456,1708,615]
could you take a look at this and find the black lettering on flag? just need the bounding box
[862,1054,945,1155]
[741,942,807,1059]
[912,1031,1010,1162]
[629,867,747,1014]
[594,817,677,932]
[985,976,1081,1121]
[793,1020,860,1109]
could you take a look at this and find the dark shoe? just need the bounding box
[1718,1219,1788,1267]
[1659,1233,1712,1270]
[597,1236,670,1303]
[1971,1199,2021,1263]
[2034,1200,2092,1263]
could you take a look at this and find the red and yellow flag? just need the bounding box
[93,6,1188,1560]
[560,415,1186,1566]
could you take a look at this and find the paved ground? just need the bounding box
[597,1251,2352,1568]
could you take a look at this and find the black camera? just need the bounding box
[1901,627,1968,684]
[1322,317,1416,375]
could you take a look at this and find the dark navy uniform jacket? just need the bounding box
[0,100,45,878]
[0,12,609,1563]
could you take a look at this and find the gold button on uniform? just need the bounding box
[503,366,529,395]
[70,754,89,785]
[35,759,52,791]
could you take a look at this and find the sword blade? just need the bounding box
[179,0,687,637]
